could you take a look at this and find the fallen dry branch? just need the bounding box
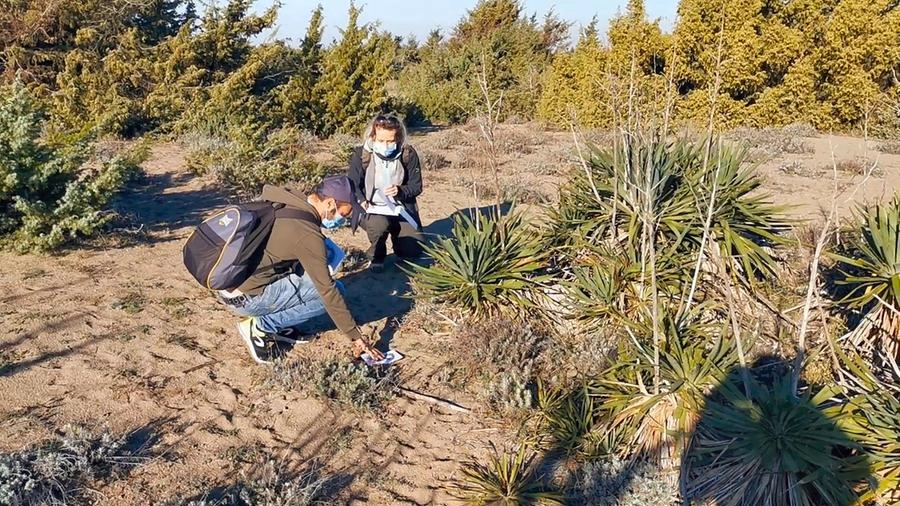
[396,386,472,414]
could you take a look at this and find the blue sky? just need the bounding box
[252,1,679,46]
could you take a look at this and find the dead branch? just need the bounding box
[396,387,471,414]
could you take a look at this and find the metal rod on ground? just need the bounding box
[396,387,471,414]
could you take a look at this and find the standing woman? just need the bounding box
[348,114,424,272]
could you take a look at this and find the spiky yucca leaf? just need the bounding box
[687,373,869,506]
[548,137,789,286]
[453,443,563,505]
[830,196,900,360]
[838,351,900,504]
[536,382,619,459]
[590,312,736,466]
[409,211,550,317]
[561,241,694,332]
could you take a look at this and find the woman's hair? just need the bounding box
[361,114,407,146]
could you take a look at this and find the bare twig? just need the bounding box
[474,51,505,222]
[792,139,840,394]
[396,387,471,414]
[684,9,727,317]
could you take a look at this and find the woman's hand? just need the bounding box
[384,185,400,197]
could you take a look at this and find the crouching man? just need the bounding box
[184,175,384,364]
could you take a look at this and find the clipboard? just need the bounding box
[324,238,345,275]
[370,189,419,230]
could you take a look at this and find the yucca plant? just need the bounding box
[838,351,900,504]
[536,381,617,460]
[562,241,694,332]
[591,311,736,467]
[410,211,551,317]
[547,137,789,287]
[453,443,563,505]
[829,196,900,366]
[686,373,870,506]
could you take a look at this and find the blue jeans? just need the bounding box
[224,273,343,333]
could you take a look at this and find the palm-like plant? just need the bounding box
[562,241,694,332]
[536,381,616,460]
[453,443,563,505]
[409,211,551,317]
[547,137,789,287]
[686,374,869,506]
[590,311,737,466]
[838,352,900,504]
[829,196,900,365]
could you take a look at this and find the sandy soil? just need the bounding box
[0,126,898,504]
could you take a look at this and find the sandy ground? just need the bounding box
[0,126,898,504]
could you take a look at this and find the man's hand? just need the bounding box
[384,185,400,197]
[352,339,385,361]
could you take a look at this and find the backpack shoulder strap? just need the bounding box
[273,205,318,224]
[401,145,413,168]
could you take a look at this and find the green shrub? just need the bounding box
[0,82,147,253]
[164,458,333,506]
[876,140,900,155]
[725,125,816,162]
[445,318,547,414]
[185,126,327,198]
[410,211,550,317]
[567,457,677,506]
[399,1,567,125]
[327,133,359,166]
[268,357,397,412]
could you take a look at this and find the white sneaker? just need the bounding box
[273,327,313,345]
[237,317,274,364]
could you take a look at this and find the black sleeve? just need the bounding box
[347,146,366,203]
[398,147,423,201]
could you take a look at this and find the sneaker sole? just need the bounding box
[237,322,271,364]
[272,334,312,345]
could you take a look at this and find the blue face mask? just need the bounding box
[322,214,346,230]
[373,141,398,158]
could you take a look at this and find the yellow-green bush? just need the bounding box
[399,0,567,125]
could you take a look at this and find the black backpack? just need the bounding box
[183,201,314,291]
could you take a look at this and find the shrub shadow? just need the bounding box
[680,355,864,506]
[422,202,514,240]
[101,171,229,245]
[531,355,867,505]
